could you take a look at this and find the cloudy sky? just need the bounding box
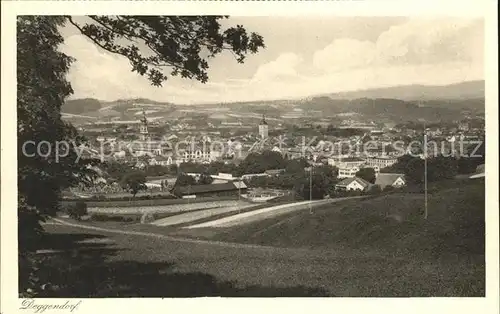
[59,16,484,104]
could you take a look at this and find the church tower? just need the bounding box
[139,110,149,141]
[259,114,269,140]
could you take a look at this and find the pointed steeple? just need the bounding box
[140,110,148,125]
[260,114,268,125]
[139,110,149,141]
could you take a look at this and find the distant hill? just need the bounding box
[295,96,483,122]
[103,98,176,108]
[63,98,176,114]
[325,80,485,101]
[62,98,176,123]
[62,98,102,114]
[62,81,484,124]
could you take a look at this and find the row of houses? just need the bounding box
[327,155,399,179]
[173,173,405,199]
[336,162,486,192]
[335,173,406,192]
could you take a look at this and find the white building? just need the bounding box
[241,173,270,181]
[374,173,406,189]
[338,166,360,179]
[365,156,398,169]
[335,177,371,191]
[149,155,174,167]
[328,157,366,168]
[179,147,221,164]
[338,165,380,179]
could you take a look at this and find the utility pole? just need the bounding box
[423,121,428,220]
[309,163,313,214]
[238,180,241,213]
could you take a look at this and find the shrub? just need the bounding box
[67,201,87,220]
[152,212,174,220]
[369,185,382,195]
[90,214,139,223]
[383,185,395,193]
[140,212,155,224]
[342,189,362,197]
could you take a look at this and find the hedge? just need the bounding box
[89,211,176,223]
[61,195,240,208]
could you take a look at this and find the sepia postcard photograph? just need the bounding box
[1,0,498,313]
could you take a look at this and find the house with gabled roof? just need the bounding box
[335,177,371,191]
[173,181,248,198]
[374,173,406,189]
[148,155,174,167]
[469,164,485,179]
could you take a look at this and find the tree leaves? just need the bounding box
[67,16,265,86]
[17,15,264,254]
[175,173,197,187]
[120,171,147,197]
[356,168,376,184]
[17,14,265,297]
[18,17,96,234]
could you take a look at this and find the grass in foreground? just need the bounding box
[214,179,485,258]
[29,218,484,297]
[24,225,329,297]
[30,179,484,297]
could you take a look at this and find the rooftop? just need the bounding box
[374,173,405,188]
[367,156,398,160]
[173,182,247,195]
[340,157,365,162]
[336,177,371,188]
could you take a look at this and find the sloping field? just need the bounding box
[38,180,485,297]
[185,197,366,229]
[40,214,485,297]
[151,202,260,226]
[214,179,485,257]
[88,200,248,215]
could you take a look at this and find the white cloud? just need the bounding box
[313,39,376,71]
[306,62,483,95]
[60,18,483,104]
[313,18,483,71]
[252,52,303,82]
[59,35,214,103]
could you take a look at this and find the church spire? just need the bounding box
[140,110,148,125]
[260,114,267,125]
[139,110,149,141]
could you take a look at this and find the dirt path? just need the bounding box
[53,218,283,251]
[42,219,469,297]
[151,203,260,226]
[186,196,367,228]
[51,213,377,259]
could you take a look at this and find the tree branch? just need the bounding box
[88,16,138,43]
[66,16,123,57]
[66,15,264,86]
